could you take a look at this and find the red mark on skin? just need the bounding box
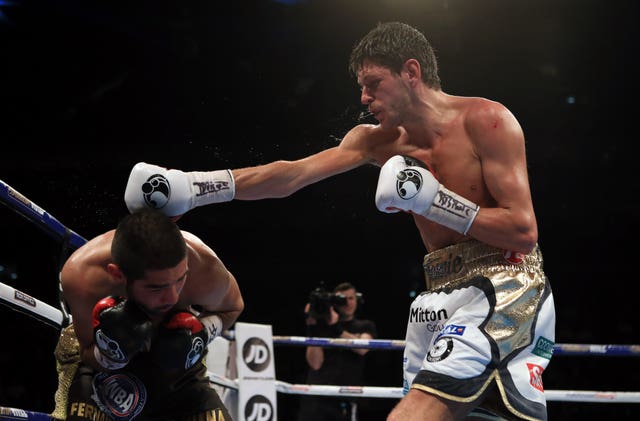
[492,120,498,129]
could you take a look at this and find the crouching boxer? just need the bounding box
[51,208,244,421]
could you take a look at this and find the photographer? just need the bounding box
[297,282,377,421]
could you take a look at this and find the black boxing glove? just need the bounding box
[150,310,221,370]
[92,296,153,370]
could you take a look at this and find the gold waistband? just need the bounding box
[422,240,543,291]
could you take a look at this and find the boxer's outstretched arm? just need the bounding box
[233,146,367,200]
[124,125,375,217]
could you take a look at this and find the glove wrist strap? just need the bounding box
[200,314,223,345]
[422,184,479,234]
[187,170,235,207]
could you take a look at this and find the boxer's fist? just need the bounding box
[124,162,195,217]
[150,310,210,370]
[375,155,439,215]
[375,155,479,234]
[92,296,153,370]
[124,162,235,217]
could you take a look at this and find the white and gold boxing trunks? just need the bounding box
[403,240,555,421]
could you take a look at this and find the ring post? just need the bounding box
[234,322,278,420]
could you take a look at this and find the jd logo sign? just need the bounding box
[242,337,271,372]
[244,395,273,421]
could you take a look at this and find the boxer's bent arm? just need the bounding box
[60,242,123,371]
[464,103,538,253]
[197,259,244,332]
[63,285,108,371]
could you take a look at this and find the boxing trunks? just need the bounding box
[403,240,555,421]
[51,325,231,421]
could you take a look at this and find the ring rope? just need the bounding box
[271,335,640,357]
[0,179,88,249]
[206,371,640,403]
[0,406,52,420]
[0,281,64,328]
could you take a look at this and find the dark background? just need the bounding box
[1,0,639,419]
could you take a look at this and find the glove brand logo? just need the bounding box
[434,190,477,217]
[192,180,231,197]
[243,337,271,372]
[185,336,206,369]
[95,329,127,362]
[141,174,171,210]
[91,372,147,421]
[395,169,423,200]
[244,395,273,421]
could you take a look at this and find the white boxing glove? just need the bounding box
[124,162,235,217]
[375,155,479,234]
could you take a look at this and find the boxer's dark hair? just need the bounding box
[349,21,441,90]
[112,208,187,282]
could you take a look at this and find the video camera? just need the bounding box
[307,286,348,319]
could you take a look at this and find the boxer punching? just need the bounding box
[122,21,555,421]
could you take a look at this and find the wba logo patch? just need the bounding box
[91,371,147,420]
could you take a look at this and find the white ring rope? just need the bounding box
[0,281,64,328]
[206,371,640,403]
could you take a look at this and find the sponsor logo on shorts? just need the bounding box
[426,323,446,333]
[423,253,464,280]
[436,324,466,340]
[68,401,110,420]
[532,336,554,360]
[91,372,147,421]
[503,250,524,264]
[410,307,448,323]
[427,337,454,362]
[527,362,545,392]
